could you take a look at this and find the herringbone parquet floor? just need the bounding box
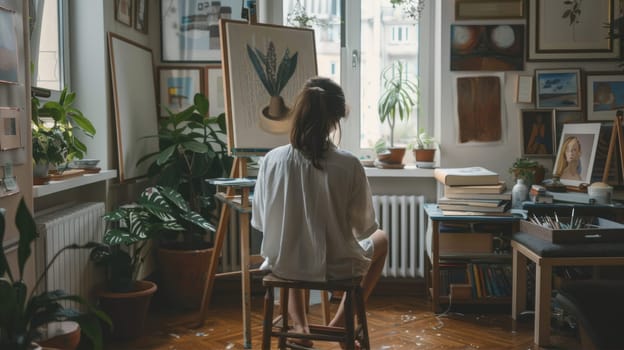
[104,279,581,350]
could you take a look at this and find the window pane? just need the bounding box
[360,1,419,149]
[35,0,61,91]
[283,0,341,82]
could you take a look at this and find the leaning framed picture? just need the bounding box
[528,0,621,61]
[158,66,204,117]
[535,69,582,110]
[161,0,245,62]
[586,71,624,121]
[520,109,555,157]
[553,123,601,186]
[115,0,132,26]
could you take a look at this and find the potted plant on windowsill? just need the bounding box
[377,60,418,167]
[31,88,96,181]
[508,157,546,187]
[137,93,232,309]
[0,198,110,350]
[412,128,437,167]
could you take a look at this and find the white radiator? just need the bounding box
[372,195,426,278]
[34,202,105,309]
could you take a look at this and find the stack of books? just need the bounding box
[434,167,511,215]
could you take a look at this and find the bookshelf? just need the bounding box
[424,204,521,312]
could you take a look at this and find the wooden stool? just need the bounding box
[261,273,370,350]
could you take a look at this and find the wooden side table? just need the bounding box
[511,232,624,347]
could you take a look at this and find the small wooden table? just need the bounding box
[511,232,624,347]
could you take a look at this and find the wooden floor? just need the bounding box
[104,279,582,350]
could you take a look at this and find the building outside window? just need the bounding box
[283,0,423,155]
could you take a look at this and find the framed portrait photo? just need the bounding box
[535,69,582,110]
[115,0,132,26]
[586,71,624,121]
[553,123,601,186]
[520,109,555,157]
[135,0,148,33]
[161,0,245,62]
[528,0,621,61]
[158,67,204,117]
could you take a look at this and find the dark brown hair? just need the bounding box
[290,77,346,169]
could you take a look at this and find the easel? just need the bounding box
[196,157,263,348]
[602,110,624,184]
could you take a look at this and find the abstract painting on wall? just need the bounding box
[456,76,502,143]
[451,24,524,71]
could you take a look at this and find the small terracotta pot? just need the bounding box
[413,148,436,162]
[380,147,405,164]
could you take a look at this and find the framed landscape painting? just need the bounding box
[586,71,624,121]
[535,69,581,110]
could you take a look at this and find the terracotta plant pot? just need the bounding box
[97,280,157,340]
[413,148,436,162]
[37,321,81,350]
[157,243,213,310]
[378,147,406,165]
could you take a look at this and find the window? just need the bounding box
[30,0,69,93]
[282,0,425,155]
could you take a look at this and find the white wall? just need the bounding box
[436,0,621,186]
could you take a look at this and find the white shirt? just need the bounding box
[251,144,378,282]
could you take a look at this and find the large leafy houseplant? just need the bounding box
[378,60,418,148]
[138,94,232,246]
[0,198,110,350]
[31,88,96,171]
[90,186,214,291]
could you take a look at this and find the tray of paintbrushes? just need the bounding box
[520,210,624,243]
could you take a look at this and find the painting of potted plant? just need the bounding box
[247,41,298,132]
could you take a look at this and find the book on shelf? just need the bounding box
[438,197,506,208]
[438,201,510,213]
[444,181,507,195]
[434,167,499,186]
[441,210,514,217]
[444,191,512,201]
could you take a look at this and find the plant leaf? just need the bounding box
[16,198,37,280]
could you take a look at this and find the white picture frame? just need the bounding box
[553,123,601,186]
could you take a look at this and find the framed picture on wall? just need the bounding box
[528,0,621,60]
[554,109,585,147]
[535,69,582,110]
[0,107,21,150]
[516,75,533,103]
[586,71,624,121]
[115,0,132,26]
[135,0,148,33]
[520,109,555,157]
[553,123,601,186]
[158,67,204,117]
[205,65,225,117]
[161,0,245,62]
[0,6,19,84]
[455,0,525,20]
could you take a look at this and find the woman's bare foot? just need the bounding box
[287,324,314,348]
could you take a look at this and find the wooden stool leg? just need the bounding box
[279,287,289,350]
[344,289,355,350]
[355,286,370,350]
[321,290,330,325]
[262,287,275,350]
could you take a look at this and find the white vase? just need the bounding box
[512,179,528,209]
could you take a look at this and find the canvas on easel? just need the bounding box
[220,19,317,155]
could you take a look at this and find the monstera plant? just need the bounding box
[247,41,298,122]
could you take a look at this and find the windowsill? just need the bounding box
[364,165,435,178]
[33,169,117,198]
